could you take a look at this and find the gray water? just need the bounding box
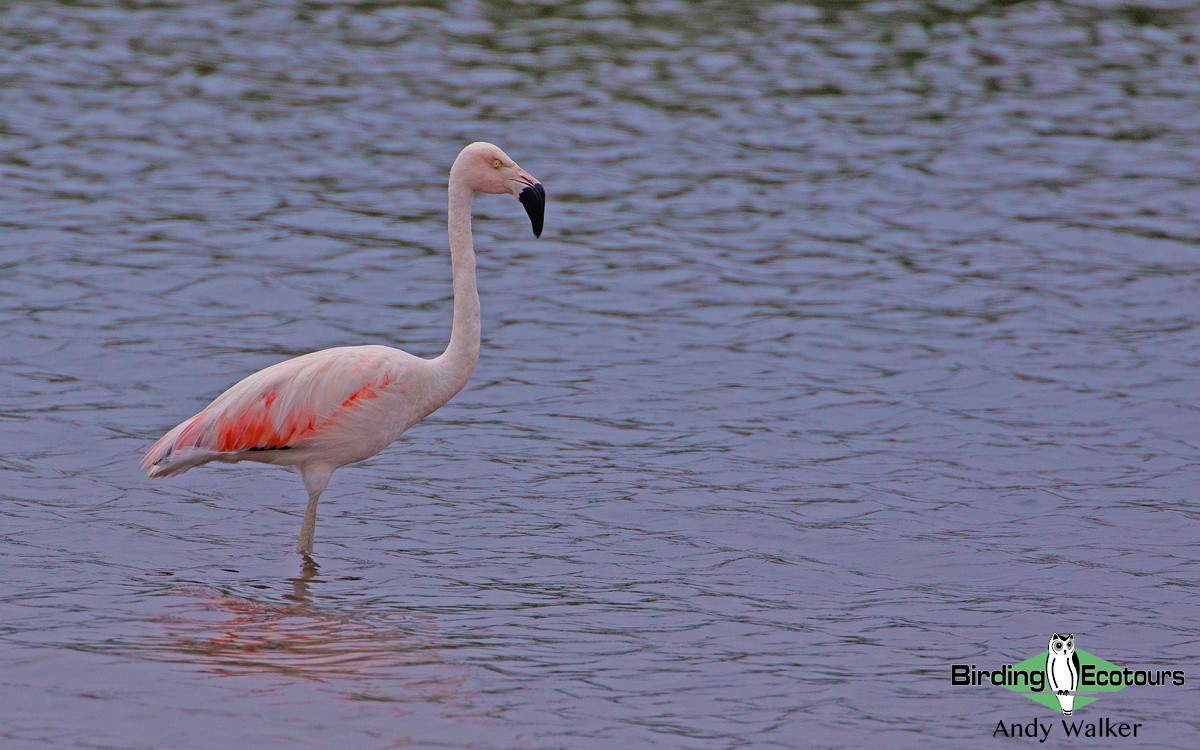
[2,1,1199,747]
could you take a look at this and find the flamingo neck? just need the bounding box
[435,177,480,393]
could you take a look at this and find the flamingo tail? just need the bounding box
[141,415,220,478]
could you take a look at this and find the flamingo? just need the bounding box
[141,142,545,555]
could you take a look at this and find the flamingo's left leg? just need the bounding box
[296,464,334,555]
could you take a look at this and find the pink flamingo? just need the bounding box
[142,142,545,555]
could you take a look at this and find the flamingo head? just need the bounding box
[453,141,545,237]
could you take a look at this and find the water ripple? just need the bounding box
[3,1,1200,748]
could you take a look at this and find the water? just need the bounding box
[2,1,1199,747]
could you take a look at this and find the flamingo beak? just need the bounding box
[517,181,545,238]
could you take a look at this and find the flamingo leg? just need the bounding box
[296,491,321,555]
[296,465,334,555]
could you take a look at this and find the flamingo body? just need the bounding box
[142,346,438,476]
[142,142,545,554]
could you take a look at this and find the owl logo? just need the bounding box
[1046,633,1080,715]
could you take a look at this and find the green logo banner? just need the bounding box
[1004,649,1129,713]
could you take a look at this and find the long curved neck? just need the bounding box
[435,176,480,392]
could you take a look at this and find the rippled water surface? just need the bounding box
[3,1,1200,747]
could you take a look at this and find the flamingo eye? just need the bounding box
[492,158,502,169]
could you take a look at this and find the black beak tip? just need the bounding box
[519,183,545,238]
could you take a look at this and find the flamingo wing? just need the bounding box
[142,346,398,476]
